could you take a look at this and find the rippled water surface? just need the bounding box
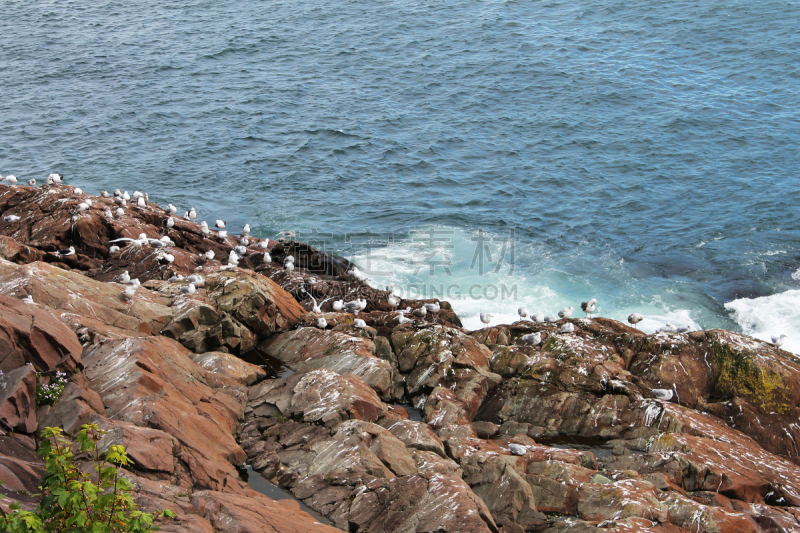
[2,0,799,346]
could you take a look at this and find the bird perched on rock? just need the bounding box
[772,334,787,348]
[257,240,269,250]
[122,191,130,201]
[76,202,90,212]
[119,271,131,284]
[531,312,544,323]
[656,323,677,333]
[424,302,440,314]
[166,217,175,228]
[56,246,75,257]
[203,250,215,261]
[262,252,271,263]
[343,300,362,314]
[317,317,328,329]
[166,203,177,215]
[518,306,529,319]
[388,295,399,308]
[157,253,174,265]
[74,187,83,195]
[522,332,541,345]
[333,300,344,312]
[652,388,674,401]
[116,208,125,217]
[100,191,110,198]
[186,274,204,287]
[3,215,20,223]
[21,295,34,304]
[228,250,239,266]
[285,262,295,272]
[628,313,643,328]
[180,283,197,295]
[28,179,36,186]
[581,298,597,317]
[132,191,143,199]
[168,274,184,282]
[137,196,146,207]
[234,245,247,255]
[397,313,412,324]
[215,220,226,229]
[509,443,527,456]
[49,173,63,184]
[188,207,197,220]
[353,318,368,329]
[412,307,427,318]
[122,286,136,300]
[109,245,120,254]
[5,175,18,185]
[480,312,494,327]
[240,236,249,247]
[103,208,113,218]
[243,224,250,235]
[544,314,558,323]
[218,230,228,239]
[560,322,575,333]
[558,306,573,319]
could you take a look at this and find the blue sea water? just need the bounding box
[1,1,799,347]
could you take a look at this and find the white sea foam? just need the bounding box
[725,290,800,355]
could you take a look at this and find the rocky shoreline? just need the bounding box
[2,182,800,532]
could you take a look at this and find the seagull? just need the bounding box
[277,230,296,241]
[285,255,295,264]
[412,307,427,318]
[122,191,130,201]
[581,298,597,317]
[76,202,90,212]
[480,312,494,327]
[122,286,137,300]
[28,179,36,186]
[772,334,787,348]
[531,312,545,323]
[166,204,177,215]
[544,314,558,323]
[234,245,247,255]
[3,215,20,223]
[49,173,63,183]
[388,295,399,308]
[74,187,83,195]
[115,207,125,217]
[180,283,197,295]
[656,323,677,333]
[397,314,413,324]
[652,388,674,401]
[215,220,226,229]
[518,306,529,319]
[203,250,215,261]
[240,236,249,247]
[424,302,440,314]
[348,267,362,280]
[257,240,270,250]
[166,217,175,228]
[628,313,643,328]
[137,196,146,207]
[109,245,120,254]
[509,443,527,456]
[242,224,250,235]
[103,208,113,218]
[21,295,34,304]
[317,317,328,329]
[558,306,574,319]
[119,271,131,284]
[168,274,184,282]
[218,230,228,239]
[285,262,295,271]
[100,191,110,198]
[343,300,362,313]
[358,298,367,311]
[522,332,542,345]
[114,189,122,197]
[5,175,17,185]
[560,322,575,334]
[228,250,240,266]
[188,207,197,220]
[186,274,204,287]
[56,246,75,257]
[132,191,144,199]
[262,252,272,263]
[157,253,174,265]
[333,300,344,312]
[353,318,368,329]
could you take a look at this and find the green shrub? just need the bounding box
[0,424,175,532]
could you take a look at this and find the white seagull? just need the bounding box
[180,283,197,295]
[522,332,542,345]
[480,312,494,327]
[558,306,573,319]
[628,313,643,328]
[317,317,328,329]
[518,306,529,319]
[581,298,597,317]
[772,334,787,348]
[652,388,674,401]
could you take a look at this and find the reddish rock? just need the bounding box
[0,366,37,434]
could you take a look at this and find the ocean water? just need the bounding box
[1,1,799,350]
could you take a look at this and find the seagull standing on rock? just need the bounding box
[180,283,197,295]
[628,313,643,328]
[480,312,494,327]
[560,322,576,334]
[56,246,75,257]
[353,318,368,329]
[581,298,597,318]
[333,300,344,312]
[21,295,34,304]
[652,388,674,401]
[518,306,529,319]
[522,332,542,345]
[3,215,20,223]
[531,312,544,323]
[317,317,328,329]
[5,175,17,185]
[558,306,573,319]
[772,334,787,348]
[28,179,36,186]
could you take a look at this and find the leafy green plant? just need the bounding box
[0,424,175,532]
[35,372,68,406]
